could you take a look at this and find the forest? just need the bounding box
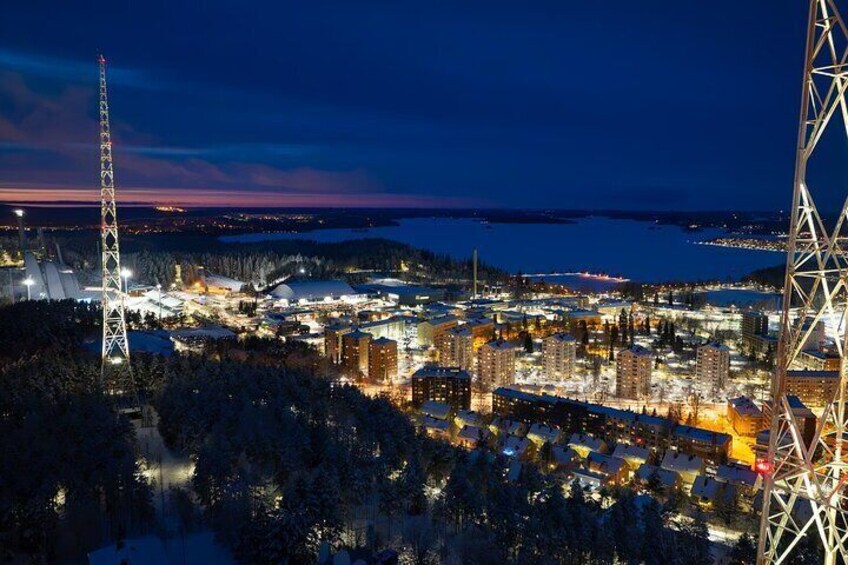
[0,301,151,563]
[29,233,507,291]
[153,340,727,565]
[742,263,785,289]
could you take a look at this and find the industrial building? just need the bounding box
[356,278,446,306]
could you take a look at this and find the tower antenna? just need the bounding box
[758,1,848,563]
[98,54,138,408]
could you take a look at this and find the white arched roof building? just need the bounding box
[270,280,362,304]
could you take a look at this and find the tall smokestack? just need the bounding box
[13,209,25,254]
[473,248,478,299]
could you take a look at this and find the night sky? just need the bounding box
[0,2,822,210]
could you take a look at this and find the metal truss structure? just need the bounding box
[759,1,848,563]
[98,55,137,404]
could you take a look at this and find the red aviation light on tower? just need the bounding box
[98,54,106,66]
[755,458,773,476]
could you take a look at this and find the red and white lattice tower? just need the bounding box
[98,55,137,404]
[759,1,848,563]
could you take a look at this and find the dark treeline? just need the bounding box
[55,235,506,289]
[0,299,99,364]
[742,263,785,289]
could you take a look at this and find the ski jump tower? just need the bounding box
[759,1,848,563]
[98,55,137,405]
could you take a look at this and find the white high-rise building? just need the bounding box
[615,345,653,400]
[696,342,730,394]
[436,326,475,373]
[542,333,577,381]
[477,340,516,391]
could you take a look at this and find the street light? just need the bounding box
[120,268,132,294]
[156,283,162,320]
[23,277,34,300]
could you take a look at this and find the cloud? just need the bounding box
[0,49,174,91]
[119,143,316,159]
[0,68,444,206]
[0,70,99,150]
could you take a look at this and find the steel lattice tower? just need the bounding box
[758,1,848,563]
[98,55,136,402]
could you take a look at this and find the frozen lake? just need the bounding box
[221,216,781,283]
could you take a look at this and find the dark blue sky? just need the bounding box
[0,2,820,210]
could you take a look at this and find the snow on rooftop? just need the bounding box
[716,464,759,487]
[612,444,650,463]
[728,396,762,417]
[568,433,606,451]
[271,279,357,301]
[673,425,731,445]
[420,400,452,420]
[636,464,679,487]
[660,451,705,473]
[413,366,471,380]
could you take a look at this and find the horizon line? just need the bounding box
[0,201,788,214]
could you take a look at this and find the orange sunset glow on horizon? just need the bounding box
[0,186,476,208]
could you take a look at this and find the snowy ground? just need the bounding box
[86,415,235,565]
[88,531,233,565]
[134,414,194,520]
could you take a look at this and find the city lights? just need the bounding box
[4,2,842,563]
